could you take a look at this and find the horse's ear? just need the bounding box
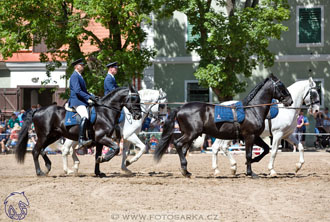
[128,84,135,92]
[269,73,277,80]
[309,77,315,87]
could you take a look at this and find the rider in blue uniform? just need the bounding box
[68,58,97,149]
[97,62,124,163]
[104,61,124,123]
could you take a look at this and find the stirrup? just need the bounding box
[78,139,92,149]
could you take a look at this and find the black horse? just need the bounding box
[154,74,293,177]
[15,85,142,176]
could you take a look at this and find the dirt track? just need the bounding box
[0,151,330,222]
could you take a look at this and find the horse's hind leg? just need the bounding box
[251,136,270,163]
[175,134,196,177]
[71,141,80,174]
[286,134,305,174]
[33,137,48,176]
[126,134,147,166]
[39,138,60,175]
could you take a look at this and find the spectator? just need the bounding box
[301,111,309,146]
[293,110,304,152]
[323,107,330,132]
[0,126,8,154]
[142,117,151,132]
[149,135,159,152]
[201,135,212,153]
[18,109,25,126]
[0,114,7,128]
[6,123,21,151]
[7,113,20,130]
[27,127,37,150]
[148,119,161,132]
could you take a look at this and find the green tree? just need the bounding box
[158,0,290,100]
[0,0,157,96]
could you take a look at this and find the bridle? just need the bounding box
[142,94,167,122]
[271,78,290,102]
[303,86,320,107]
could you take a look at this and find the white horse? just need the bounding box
[212,78,320,177]
[61,89,167,175]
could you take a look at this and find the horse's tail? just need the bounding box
[154,108,179,162]
[15,110,34,163]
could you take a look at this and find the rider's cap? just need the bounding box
[106,62,118,68]
[72,58,85,67]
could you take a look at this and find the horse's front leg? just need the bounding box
[267,131,283,177]
[251,136,270,163]
[121,140,133,175]
[244,135,255,177]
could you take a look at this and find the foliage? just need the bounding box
[159,0,290,100]
[0,0,157,96]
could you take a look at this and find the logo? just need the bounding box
[4,192,29,221]
[217,114,221,119]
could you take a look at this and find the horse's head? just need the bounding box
[138,88,167,124]
[125,85,142,120]
[269,74,293,107]
[150,89,167,123]
[303,77,320,114]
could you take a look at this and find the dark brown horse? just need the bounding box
[15,85,142,176]
[154,74,293,177]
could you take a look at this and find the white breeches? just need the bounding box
[75,105,89,119]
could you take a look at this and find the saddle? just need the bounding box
[64,103,97,126]
[214,101,245,123]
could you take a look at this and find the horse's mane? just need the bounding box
[101,87,127,101]
[242,77,269,106]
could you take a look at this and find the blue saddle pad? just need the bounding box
[65,107,96,126]
[267,99,279,119]
[214,101,245,123]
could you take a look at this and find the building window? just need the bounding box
[187,19,200,43]
[296,6,324,47]
[185,80,211,102]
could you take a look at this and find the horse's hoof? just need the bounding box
[180,169,192,178]
[214,169,221,177]
[125,160,131,167]
[66,169,74,175]
[247,172,259,179]
[36,171,47,177]
[269,170,277,177]
[121,169,133,175]
[230,168,237,176]
[96,172,106,178]
[295,162,303,173]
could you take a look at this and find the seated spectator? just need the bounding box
[0,114,7,128]
[0,126,8,154]
[6,123,21,150]
[18,109,25,127]
[148,119,161,132]
[7,113,20,130]
[27,127,37,150]
[313,110,325,148]
[149,135,159,152]
[323,107,330,132]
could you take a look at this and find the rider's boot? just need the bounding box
[78,117,92,149]
[96,147,120,163]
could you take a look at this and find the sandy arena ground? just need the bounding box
[0,150,330,222]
